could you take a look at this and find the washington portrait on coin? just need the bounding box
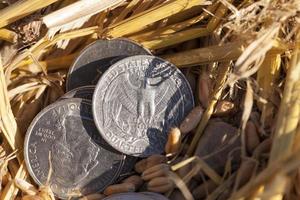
[93,55,194,157]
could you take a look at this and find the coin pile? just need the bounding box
[24,38,194,199]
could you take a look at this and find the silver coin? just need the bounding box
[60,86,95,100]
[24,98,126,199]
[93,55,194,157]
[103,192,153,200]
[66,38,152,91]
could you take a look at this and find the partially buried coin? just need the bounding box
[24,98,127,199]
[60,85,95,100]
[141,192,170,200]
[93,55,194,157]
[66,38,152,91]
[103,192,157,200]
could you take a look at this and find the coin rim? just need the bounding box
[59,85,95,100]
[24,98,126,199]
[92,55,195,157]
[102,192,154,200]
[66,38,152,91]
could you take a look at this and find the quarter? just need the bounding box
[93,55,194,157]
[24,98,126,199]
[66,38,152,91]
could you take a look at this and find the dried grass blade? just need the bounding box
[269,43,300,163]
[18,53,77,73]
[130,3,219,41]
[131,0,154,16]
[171,156,222,184]
[0,161,27,200]
[0,29,17,43]
[0,56,23,156]
[4,26,97,81]
[107,0,209,37]
[112,0,140,24]
[168,171,194,200]
[140,2,231,49]
[206,173,236,200]
[162,42,244,67]
[43,0,124,38]
[240,80,253,157]
[230,146,300,199]
[256,55,281,125]
[43,0,124,29]
[187,62,231,156]
[0,0,60,28]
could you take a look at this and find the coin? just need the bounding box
[103,192,153,200]
[66,38,152,91]
[60,86,95,100]
[141,192,170,200]
[24,98,126,199]
[116,156,137,182]
[93,55,194,157]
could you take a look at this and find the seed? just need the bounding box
[79,193,105,200]
[104,182,136,195]
[198,72,211,108]
[253,138,272,159]
[21,195,42,200]
[147,177,174,193]
[134,159,147,174]
[165,127,181,154]
[179,106,203,135]
[146,155,167,169]
[2,172,11,186]
[245,121,260,154]
[15,178,38,196]
[235,159,256,189]
[142,164,170,181]
[122,175,143,189]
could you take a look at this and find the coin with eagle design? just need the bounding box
[93,55,194,157]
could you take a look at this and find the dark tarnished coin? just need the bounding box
[103,192,153,200]
[66,38,152,91]
[116,156,137,182]
[93,55,194,157]
[60,86,95,100]
[141,192,170,200]
[24,98,126,199]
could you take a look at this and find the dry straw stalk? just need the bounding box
[106,0,209,38]
[0,28,17,43]
[0,57,23,155]
[269,39,300,163]
[187,62,231,156]
[43,0,124,28]
[0,0,60,29]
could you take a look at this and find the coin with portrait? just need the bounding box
[24,98,126,199]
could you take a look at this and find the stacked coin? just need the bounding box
[24,38,194,199]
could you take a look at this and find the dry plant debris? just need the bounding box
[0,0,299,199]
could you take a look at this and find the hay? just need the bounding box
[0,0,299,199]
